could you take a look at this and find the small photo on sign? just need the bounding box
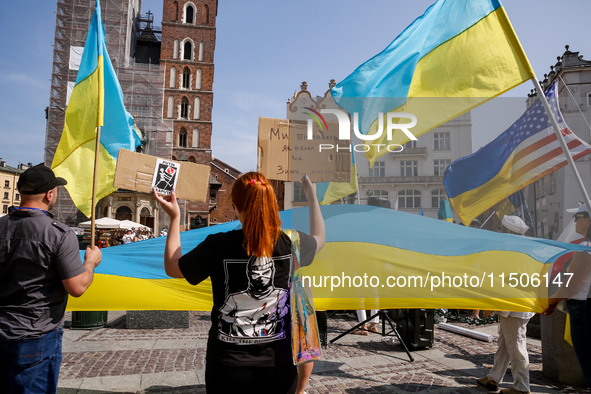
[152,159,180,195]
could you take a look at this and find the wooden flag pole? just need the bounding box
[90,126,102,248]
[532,79,591,211]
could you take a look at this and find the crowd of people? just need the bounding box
[111,228,154,245]
[1,165,590,394]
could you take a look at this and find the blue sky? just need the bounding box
[0,0,589,172]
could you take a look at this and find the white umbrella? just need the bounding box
[79,217,123,229]
[119,219,150,230]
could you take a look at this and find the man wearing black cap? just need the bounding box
[0,164,102,394]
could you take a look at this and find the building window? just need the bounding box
[4,180,8,187]
[203,4,209,24]
[398,189,421,208]
[189,156,196,163]
[431,189,447,208]
[194,97,201,120]
[369,161,385,177]
[172,1,178,21]
[179,128,187,147]
[403,140,416,149]
[433,159,451,176]
[15,193,19,201]
[182,67,190,89]
[368,189,388,197]
[550,173,555,194]
[169,66,176,88]
[181,97,189,119]
[541,176,546,197]
[587,92,591,107]
[400,160,418,177]
[192,128,200,148]
[294,183,307,202]
[2,205,6,214]
[185,4,194,24]
[196,68,202,90]
[173,39,179,59]
[198,42,204,61]
[183,41,192,60]
[434,132,450,150]
[3,192,8,200]
[167,96,174,118]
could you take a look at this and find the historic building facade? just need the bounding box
[0,160,29,216]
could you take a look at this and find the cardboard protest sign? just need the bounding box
[114,149,209,202]
[257,117,350,182]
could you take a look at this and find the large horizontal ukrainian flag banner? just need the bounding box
[444,82,591,226]
[330,0,534,167]
[51,2,140,217]
[67,205,591,313]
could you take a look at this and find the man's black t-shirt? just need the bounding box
[179,229,316,367]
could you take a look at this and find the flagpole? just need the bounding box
[532,78,591,211]
[90,126,102,248]
[480,210,496,229]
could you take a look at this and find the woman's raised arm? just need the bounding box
[152,188,185,278]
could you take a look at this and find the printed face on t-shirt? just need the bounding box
[249,266,274,289]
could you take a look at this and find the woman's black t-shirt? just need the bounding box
[178,229,317,367]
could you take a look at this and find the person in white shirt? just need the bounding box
[121,229,136,244]
[478,216,534,394]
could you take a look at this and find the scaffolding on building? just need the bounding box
[46,0,176,227]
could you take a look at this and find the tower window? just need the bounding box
[182,67,190,89]
[194,97,200,120]
[181,97,189,119]
[169,66,176,88]
[184,41,192,60]
[185,5,194,24]
[173,40,179,59]
[167,96,174,118]
[196,68,202,90]
[193,128,200,148]
[203,4,209,24]
[198,42,204,61]
[179,128,187,147]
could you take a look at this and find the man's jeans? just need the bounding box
[0,328,64,394]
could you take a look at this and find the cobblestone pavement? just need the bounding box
[57,312,589,394]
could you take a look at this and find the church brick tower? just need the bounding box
[161,0,218,222]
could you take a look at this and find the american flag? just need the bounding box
[505,82,591,184]
[445,81,591,226]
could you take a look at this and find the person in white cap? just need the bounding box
[478,215,534,394]
[544,204,591,387]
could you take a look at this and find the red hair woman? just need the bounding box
[154,173,324,394]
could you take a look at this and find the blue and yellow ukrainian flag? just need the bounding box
[316,150,358,205]
[68,205,591,313]
[437,199,453,222]
[52,2,140,217]
[331,0,534,167]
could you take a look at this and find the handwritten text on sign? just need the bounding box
[257,117,350,182]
